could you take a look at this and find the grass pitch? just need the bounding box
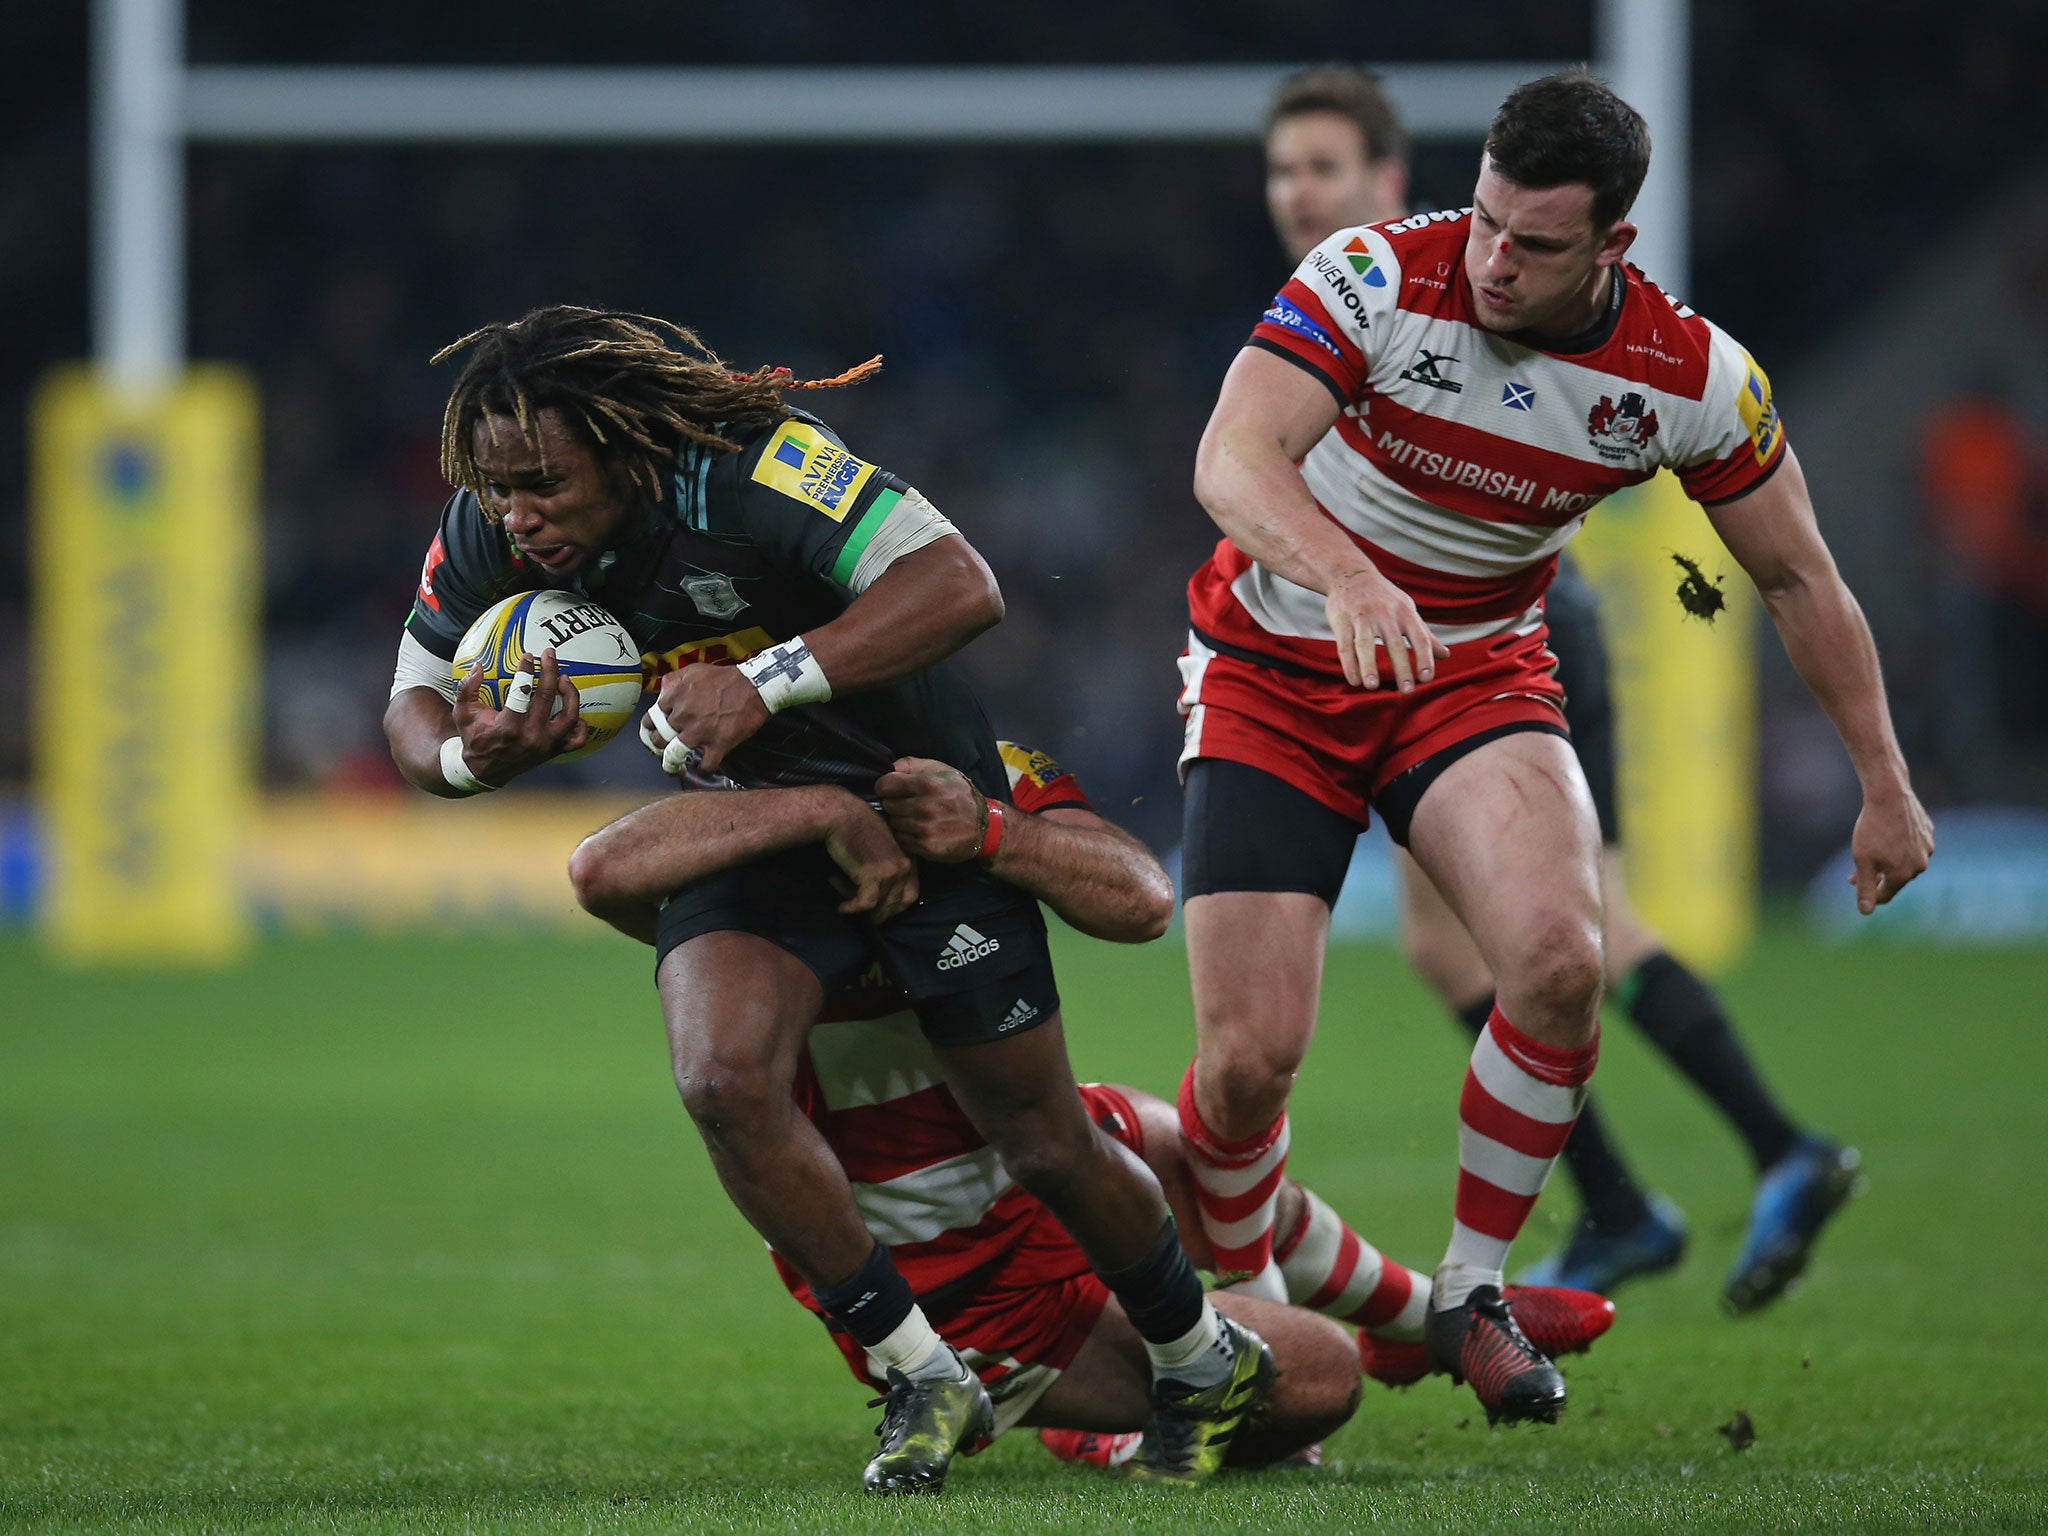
[2,926,2045,1532]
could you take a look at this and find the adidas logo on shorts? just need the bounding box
[999,998,1039,1032]
[937,923,1001,971]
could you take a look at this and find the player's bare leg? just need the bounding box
[936,1018,1174,1271]
[659,933,874,1280]
[935,1020,1265,1483]
[1027,1290,1359,1470]
[1180,890,1330,1299]
[1405,729,1605,1422]
[1406,733,1605,1049]
[660,933,992,1490]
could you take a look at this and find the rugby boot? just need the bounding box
[1505,1283,1616,1359]
[1425,1283,1567,1425]
[1269,1441,1324,1470]
[1127,1315,1277,1485]
[1359,1284,1614,1388]
[1038,1427,1143,1468]
[861,1361,995,1495]
[1516,1192,1688,1295]
[1724,1138,1862,1314]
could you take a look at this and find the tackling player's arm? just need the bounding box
[569,785,915,943]
[1195,347,1448,694]
[877,757,1174,944]
[1704,447,1934,912]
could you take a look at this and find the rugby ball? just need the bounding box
[452,590,644,759]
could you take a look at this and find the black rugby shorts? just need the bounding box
[654,847,1060,1047]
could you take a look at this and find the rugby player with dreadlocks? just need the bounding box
[383,308,1271,1492]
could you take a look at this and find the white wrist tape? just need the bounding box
[738,638,832,715]
[439,735,497,795]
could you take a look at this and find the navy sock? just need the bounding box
[1456,994,1651,1233]
[1556,1097,1655,1232]
[812,1241,917,1351]
[1623,952,1803,1172]
[1097,1218,1207,1346]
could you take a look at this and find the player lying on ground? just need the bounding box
[1179,69,1932,1425]
[570,742,1614,1472]
[385,308,1258,1492]
[1261,64,1860,1311]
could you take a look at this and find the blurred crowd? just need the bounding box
[1,1,2044,867]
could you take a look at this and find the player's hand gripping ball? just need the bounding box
[452,590,644,759]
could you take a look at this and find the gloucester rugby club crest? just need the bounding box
[1587,391,1660,461]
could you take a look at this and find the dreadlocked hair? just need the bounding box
[432,305,882,514]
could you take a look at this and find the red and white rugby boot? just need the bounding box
[1037,1428,1142,1468]
[1359,1285,1613,1390]
[1425,1284,1566,1424]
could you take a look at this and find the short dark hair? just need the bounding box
[1484,69,1650,229]
[1267,65,1409,167]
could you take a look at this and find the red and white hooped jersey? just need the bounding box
[1191,209,1787,674]
[772,743,1110,1312]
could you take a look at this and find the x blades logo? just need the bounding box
[1399,348,1463,394]
[1342,236,1388,288]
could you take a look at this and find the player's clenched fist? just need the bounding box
[652,662,770,775]
[1848,787,1935,915]
[877,757,987,863]
[1326,566,1450,693]
[453,647,587,786]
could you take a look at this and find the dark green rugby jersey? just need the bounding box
[403,409,1007,801]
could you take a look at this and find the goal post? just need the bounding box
[55,0,1742,964]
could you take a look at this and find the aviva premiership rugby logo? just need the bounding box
[751,422,877,521]
[1587,391,1660,461]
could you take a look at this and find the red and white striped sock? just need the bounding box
[1177,1061,1291,1302]
[1274,1185,1432,1342]
[1437,1006,1599,1310]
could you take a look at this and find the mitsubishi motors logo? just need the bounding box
[937,923,1001,971]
